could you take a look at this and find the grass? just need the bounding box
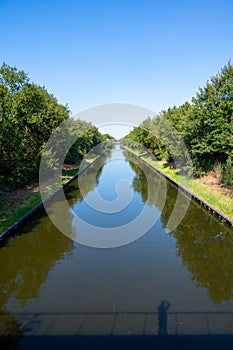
[125,147,233,221]
[2,146,232,234]
[0,191,42,233]
[0,152,104,235]
[62,168,79,178]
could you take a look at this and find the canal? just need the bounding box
[0,146,233,349]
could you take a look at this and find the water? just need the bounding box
[0,146,233,349]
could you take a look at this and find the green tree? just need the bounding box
[186,62,233,174]
[122,61,233,185]
[0,62,29,93]
[0,63,70,187]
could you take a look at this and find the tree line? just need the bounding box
[122,62,233,186]
[0,63,114,190]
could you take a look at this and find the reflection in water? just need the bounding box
[0,216,74,348]
[173,223,233,304]
[0,216,74,307]
[0,314,22,349]
[128,152,233,304]
[0,157,107,345]
[126,152,167,207]
[0,147,232,348]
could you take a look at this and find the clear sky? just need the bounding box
[1,0,233,137]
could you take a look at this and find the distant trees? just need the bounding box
[122,62,233,186]
[62,123,114,166]
[0,63,113,190]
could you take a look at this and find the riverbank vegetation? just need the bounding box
[121,62,233,219]
[123,147,233,220]
[0,150,109,234]
[0,63,114,233]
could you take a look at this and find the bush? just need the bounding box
[222,157,233,186]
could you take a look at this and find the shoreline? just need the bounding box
[0,152,107,241]
[122,146,233,228]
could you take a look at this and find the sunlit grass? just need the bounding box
[0,152,103,235]
[125,146,233,221]
[0,193,42,233]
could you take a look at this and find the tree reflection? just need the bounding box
[65,152,108,206]
[173,210,233,304]
[126,151,233,304]
[0,152,109,338]
[126,151,167,208]
[0,313,22,348]
[0,216,74,347]
[0,218,74,310]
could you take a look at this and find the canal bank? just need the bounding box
[0,145,233,350]
[0,151,108,241]
[122,146,233,229]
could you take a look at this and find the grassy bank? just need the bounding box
[0,152,104,234]
[124,147,233,221]
[0,190,42,234]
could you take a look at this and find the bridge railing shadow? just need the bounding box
[0,302,232,337]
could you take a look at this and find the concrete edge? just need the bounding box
[124,147,233,229]
[0,152,107,242]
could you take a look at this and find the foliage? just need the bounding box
[63,119,103,164]
[0,63,112,189]
[122,102,192,169]
[0,63,70,187]
[186,61,233,175]
[122,62,233,186]
[222,156,233,186]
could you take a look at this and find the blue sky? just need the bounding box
[1,0,233,136]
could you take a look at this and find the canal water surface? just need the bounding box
[0,146,233,349]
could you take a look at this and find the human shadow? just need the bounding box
[158,300,170,335]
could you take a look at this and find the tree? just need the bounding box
[0,63,70,187]
[186,62,233,174]
[0,62,29,93]
[122,61,233,185]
